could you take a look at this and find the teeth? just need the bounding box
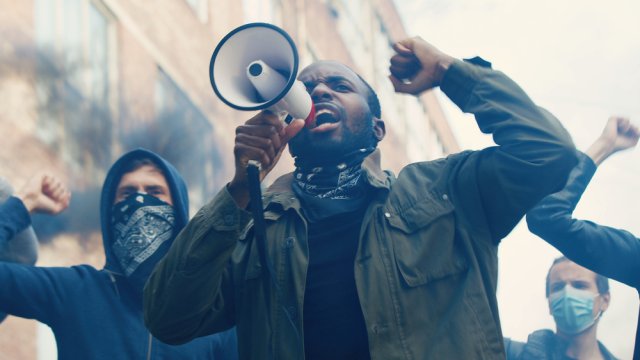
[316,109,332,116]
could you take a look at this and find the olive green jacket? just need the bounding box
[144,59,577,359]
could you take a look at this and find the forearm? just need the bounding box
[547,220,640,288]
[227,180,250,210]
[144,186,251,344]
[441,59,577,240]
[527,153,640,287]
[585,138,614,166]
[527,153,595,242]
[584,116,640,166]
[0,197,32,246]
[441,59,575,160]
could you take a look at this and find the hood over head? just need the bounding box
[99,148,188,274]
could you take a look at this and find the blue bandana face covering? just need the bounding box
[110,193,175,277]
[549,286,601,335]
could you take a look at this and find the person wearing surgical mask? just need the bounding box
[504,256,617,360]
[526,117,640,358]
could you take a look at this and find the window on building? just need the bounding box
[152,68,223,208]
[302,41,319,69]
[36,0,111,105]
[340,0,364,28]
[327,0,370,71]
[34,0,116,183]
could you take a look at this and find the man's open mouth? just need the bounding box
[313,103,341,128]
[315,109,339,126]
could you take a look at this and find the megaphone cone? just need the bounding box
[209,23,315,126]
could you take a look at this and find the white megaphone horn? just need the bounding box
[209,23,315,126]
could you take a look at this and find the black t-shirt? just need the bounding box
[303,207,371,360]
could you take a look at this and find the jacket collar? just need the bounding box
[263,148,390,211]
[361,148,388,189]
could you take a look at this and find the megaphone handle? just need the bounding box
[246,161,272,279]
[246,159,302,347]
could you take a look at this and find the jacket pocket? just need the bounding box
[237,210,282,242]
[236,223,263,281]
[385,191,467,287]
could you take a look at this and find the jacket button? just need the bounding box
[442,194,449,201]
[283,237,295,249]
[372,324,386,334]
[384,212,391,218]
[224,215,235,225]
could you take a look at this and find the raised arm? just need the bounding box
[0,262,88,324]
[527,117,640,288]
[390,37,577,241]
[0,197,32,251]
[0,175,70,323]
[1,174,70,264]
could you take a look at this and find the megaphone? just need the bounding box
[209,22,315,126]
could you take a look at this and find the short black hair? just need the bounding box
[356,73,381,119]
[545,256,610,297]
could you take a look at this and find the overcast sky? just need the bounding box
[396,0,640,358]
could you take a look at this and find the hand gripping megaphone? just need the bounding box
[209,22,315,126]
[210,24,314,297]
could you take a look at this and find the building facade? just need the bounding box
[0,0,458,358]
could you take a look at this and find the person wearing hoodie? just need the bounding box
[0,149,238,359]
[0,174,70,323]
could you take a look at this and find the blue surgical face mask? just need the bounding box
[549,285,602,335]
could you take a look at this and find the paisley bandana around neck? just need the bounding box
[292,147,374,222]
[110,193,175,276]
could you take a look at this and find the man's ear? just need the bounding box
[373,118,385,141]
[599,292,611,313]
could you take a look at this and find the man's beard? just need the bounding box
[289,114,378,166]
